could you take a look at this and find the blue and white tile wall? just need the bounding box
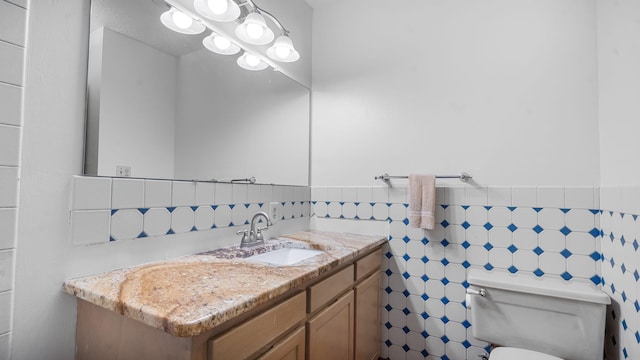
[600,187,640,360]
[0,0,27,357]
[312,185,602,360]
[69,176,311,245]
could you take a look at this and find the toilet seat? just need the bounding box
[489,347,564,360]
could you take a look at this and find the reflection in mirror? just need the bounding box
[84,0,310,186]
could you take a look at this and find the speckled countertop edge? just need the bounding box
[63,231,386,337]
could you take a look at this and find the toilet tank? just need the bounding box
[467,269,610,360]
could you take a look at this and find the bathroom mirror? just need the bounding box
[84,0,310,185]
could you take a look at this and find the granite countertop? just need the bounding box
[63,231,386,337]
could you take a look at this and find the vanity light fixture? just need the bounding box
[160,7,205,34]
[266,33,300,62]
[193,0,240,22]
[203,32,241,55]
[235,11,275,45]
[237,51,268,71]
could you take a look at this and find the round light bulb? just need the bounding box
[172,11,193,29]
[245,54,260,67]
[213,35,231,50]
[246,23,264,39]
[275,46,291,59]
[207,0,228,15]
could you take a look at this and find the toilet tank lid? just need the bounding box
[468,269,611,305]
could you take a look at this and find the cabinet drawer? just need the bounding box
[355,249,381,281]
[308,265,354,313]
[256,326,305,360]
[209,292,306,360]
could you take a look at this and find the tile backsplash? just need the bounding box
[70,176,311,245]
[312,185,602,360]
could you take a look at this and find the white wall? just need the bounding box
[174,49,310,185]
[597,0,640,186]
[311,0,600,187]
[0,0,26,356]
[96,27,177,179]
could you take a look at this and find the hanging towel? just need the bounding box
[408,174,436,230]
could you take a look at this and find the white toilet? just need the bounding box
[466,269,611,360]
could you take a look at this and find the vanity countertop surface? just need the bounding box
[63,231,386,337]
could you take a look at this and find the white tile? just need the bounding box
[465,186,487,206]
[341,187,357,202]
[0,1,26,46]
[0,83,21,126]
[536,187,564,208]
[621,186,640,215]
[272,186,284,202]
[0,332,10,359]
[215,183,233,204]
[566,209,595,232]
[513,250,538,271]
[171,207,194,233]
[0,291,12,334]
[465,206,487,226]
[539,252,565,276]
[0,42,23,86]
[231,204,247,226]
[0,125,19,166]
[445,205,465,225]
[466,245,488,266]
[0,208,17,250]
[537,208,565,231]
[247,184,260,203]
[70,210,110,245]
[327,202,341,218]
[372,187,388,203]
[511,187,536,207]
[259,185,273,203]
[342,203,357,219]
[488,207,511,227]
[111,178,144,209]
[233,184,248,204]
[310,187,327,202]
[143,208,171,237]
[144,180,171,208]
[194,206,215,230]
[326,187,342,201]
[372,203,388,220]
[565,187,596,209]
[388,204,406,221]
[0,166,18,207]
[466,226,488,246]
[567,255,596,279]
[0,250,14,292]
[71,176,111,210]
[538,231,565,253]
[444,186,465,205]
[565,233,596,255]
[600,186,622,212]
[313,202,328,218]
[488,187,512,206]
[195,182,215,206]
[282,186,295,202]
[356,187,372,203]
[283,202,293,220]
[488,248,512,269]
[512,208,538,229]
[214,205,232,228]
[110,209,143,240]
[513,229,538,250]
[171,181,195,207]
[488,227,513,248]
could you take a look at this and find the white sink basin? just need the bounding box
[246,248,324,266]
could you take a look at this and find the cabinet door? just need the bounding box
[354,271,381,360]
[257,326,305,360]
[307,291,355,360]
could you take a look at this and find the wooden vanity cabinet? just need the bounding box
[307,291,355,360]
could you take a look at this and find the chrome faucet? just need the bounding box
[237,211,272,247]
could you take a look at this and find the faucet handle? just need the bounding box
[236,229,250,245]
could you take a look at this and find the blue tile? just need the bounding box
[622,291,628,302]
[441,277,450,286]
[462,261,471,269]
[111,209,119,216]
[634,270,639,282]
[385,269,393,276]
[623,320,628,330]
[403,236,411,243]
[533,247,544,255]
[590,275,602,286]
[589,251,601,261]
[385,287,392,294]
[402,344,410,352]
[422,237,430,245]
[402,254,410,261]
[441,296,450,305]
[621,263,627,274]
[589,228,600,238]
[211,205,218,210]
[385,304,392,311]
[402,272,410,279]
[441,316,450,324]
[508,265,518,274]
[508,223,518,232]
[421,274,429,282]
[533,225,544,234]
[441,239,450,247]
[421,311,429,319]
[462,205,470,210]
[403,308,411,315]
[534,268,544,277]
[462,280,469,288]
[484,263,494,271]
[441,220,450,228]
[462,320,471,328]
[484,206,493,211]
[533,207,542,213]
[385,252,393,259]
[421,293,429,301]
[634,300,640,312]
[385,322,392,329]
[461,221,470,229]
[166,229,175,235]
[561,272,573,281]
[484,242,494,251]
[634,239,639,251]
[441,335,450,343]
[421,349,429,357]
[635,331,640,344]
[441,258,449,266]
[461,241,470,249]
[137,231,148,238]
[138,208,149,215]
[484,222,494,231]
[560,226,572,236]
[403,218,410,225]
[462,340,472,349]
[402,290,410,297]
[560,208,571,214]
[508,206,517,212]
[560,249,572,258]
[385,340,392,347]
[508,244,518,253]
[421,256,429,264]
